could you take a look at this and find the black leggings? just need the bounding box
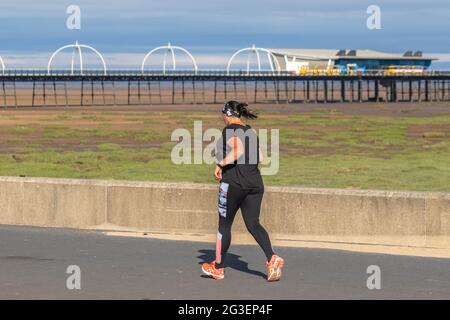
[215,181,274,268]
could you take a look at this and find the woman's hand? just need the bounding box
[214,165,222,180]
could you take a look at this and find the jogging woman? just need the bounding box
[201,101,284,281]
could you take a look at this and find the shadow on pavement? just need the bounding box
[197,249,266,279]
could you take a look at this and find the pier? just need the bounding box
[1,70,450,107]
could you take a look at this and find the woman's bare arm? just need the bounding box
[258,146,264,163]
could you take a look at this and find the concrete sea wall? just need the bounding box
[0,176,449,248]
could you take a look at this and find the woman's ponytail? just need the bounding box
[237,103,258,120]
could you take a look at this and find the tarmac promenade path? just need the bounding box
[1,225,450,299]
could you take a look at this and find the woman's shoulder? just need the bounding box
[224,123,250,130]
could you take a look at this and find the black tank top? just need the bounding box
[216,123,264,191]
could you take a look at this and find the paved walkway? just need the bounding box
[1,225,450,299]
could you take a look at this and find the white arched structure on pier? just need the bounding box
[0,56,5,75]
[47,41,107,75]
[226,45,281,75]
[141,43,198,74]
[0,56,6,74]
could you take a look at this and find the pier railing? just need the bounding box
[1,68,450,77]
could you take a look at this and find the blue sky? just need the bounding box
[1,0,449,69]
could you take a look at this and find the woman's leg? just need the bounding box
[240,190,275,261]
[215,181,245,268]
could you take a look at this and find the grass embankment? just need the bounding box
[0,109,449,192]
